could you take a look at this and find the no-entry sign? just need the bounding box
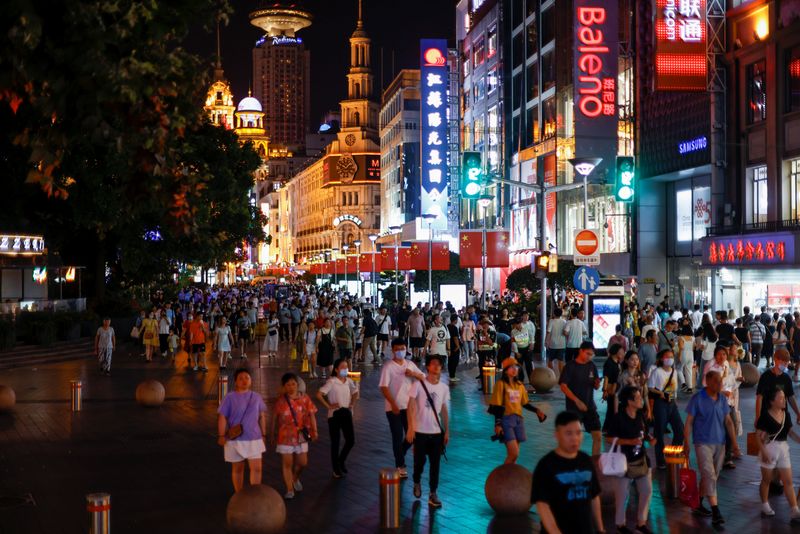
[574,228,600,265]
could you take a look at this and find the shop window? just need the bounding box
[747,59,767,124]
[750,165,768,223]
[487,66,498,94]
[791,159,800,220]
[487,25,497,59]
[787,47,800,112]
[473,38,485,68]
[542,97,556,140]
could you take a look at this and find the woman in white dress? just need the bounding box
[677,323,696,393]
[263,312,280,357]
[304,320,318,371]
[214,316,234,369]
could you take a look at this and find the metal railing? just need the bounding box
[706,219,800,237]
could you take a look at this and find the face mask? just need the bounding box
[338,369,348,378]
[664,358,674,367]
[187,316,193,321]
[779,364,789,374]
[394,350,405,359]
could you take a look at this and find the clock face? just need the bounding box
[337,155,358,183]
[345,133,356,146]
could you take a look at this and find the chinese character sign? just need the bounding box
[655,0,707,91]
[573,1,619,181]
[420,39,449,230]
[702,233,796,267]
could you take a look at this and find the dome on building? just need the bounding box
[237,96,263,112]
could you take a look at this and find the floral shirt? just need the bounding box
[275,394,317,446]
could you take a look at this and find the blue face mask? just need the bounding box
[779,364,789,374]
[339,369,348,378]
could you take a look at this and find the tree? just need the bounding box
[506,259,585,293]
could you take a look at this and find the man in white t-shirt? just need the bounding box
[407,308,426,361]
[379,338,424,478]
[407,354,450,508]
[691,304,704,332]
[547,308,568,362]
[563,309,588,361]
[426,314,450,357]
[94,318,116,375]
[317,364,360,477]
[376,307,393,357]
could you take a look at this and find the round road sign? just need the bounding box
[575,229,599,256]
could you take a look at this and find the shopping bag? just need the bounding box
[747,432,760,456]
[679,466,700,509]
[290,347,297,360]
[599,438,627,477]
[130,326,140,339]
[301,357,309,373]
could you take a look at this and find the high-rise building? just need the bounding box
[249,3,312,150]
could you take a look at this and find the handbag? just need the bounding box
[626,456,649,479]
[679,464,700,509]
[599,438,627,477]
[144,331,154,341]
[301,357,309,373]
[746,432,760,456]
[225,392,255,441]
[418,377,448,461]
[130,326,140,339]
[285,394,311,442]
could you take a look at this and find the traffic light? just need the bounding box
[461,151,482,199]
[533,251,550,278]
[614,156,635,202]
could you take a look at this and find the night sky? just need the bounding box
[186,0,456,129]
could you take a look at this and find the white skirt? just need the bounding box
[224,439,266,462]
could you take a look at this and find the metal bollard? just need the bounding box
[70,380,82,412]
[86,492,110,534]
[218,375,228,406]
[379,468,400,529]
[481,365,497,395]
[664,445,685,499]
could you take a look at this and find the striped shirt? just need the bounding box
[749,321,765,344]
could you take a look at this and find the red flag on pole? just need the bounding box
[459,230,483,268]
[346,255,358,274]
[432,241,450,270]
[398,246,412,271]
[381,246,412,270]
[409,242,427,271]
[359,252,382,272]
[335,258,346,274]
[410,241,450,270]
[486,230,510,268]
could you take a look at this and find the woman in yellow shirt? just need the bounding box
[489,357,547,464]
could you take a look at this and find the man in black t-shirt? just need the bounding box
[601,343,624,433]
[755,349,800,428]
[532,411,605,534]
[559,341,602,456]
[715,310,735,344]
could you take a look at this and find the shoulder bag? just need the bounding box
[600,437,628,477]
[225,392,255,440]
[417,378,448,462]
[285,394,311,442]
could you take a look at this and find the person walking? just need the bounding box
[606,385,655,534]
[601,343,624,433]
[376,307,393,359]
[94,317,116,376]
[362,309,380,364]
[755,349,800,430]
[335,318,355,368]
[141,310,159,362]
[546,308,567,364]
[407,307,426,362]
[510,317,533,384]
[378,338,424,478]
[187,312,210,372]
[158,311,170,358]
[271,372,318,500]
[749,316,766,366]
[461,312,477,364]
[531,411,605,534]
[558,341,602,457]
[723,346,743,468]
[264,312,279,358]
[446,315,462,382]
[648,349,684,470]
[677,324,696,393]
[754,387,800,524]
[217,369,267,492]
[406,354,450,508]
[316,319,336,379]
[236,310,251,360]
[564,309,588,362]
[683,370,740,526]
[618,351,651,421]
[316,358,359,478]
[213,316,234,369]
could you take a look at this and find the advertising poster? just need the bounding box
[591,296,623,350]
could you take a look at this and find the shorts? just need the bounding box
[224,439,266,463]
[339,348,353,359]
[565,347,580,361]
[500,414,527,443]
[570,408,601,432]
[355,342,362,349]
[410,337,425,348]
[761,440,792,469]
[238,330,250,341]
[548,348,565,361]
[378,334,389,342]
[191,343,205,353]
[276,442,309,455]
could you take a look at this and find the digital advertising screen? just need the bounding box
[590,296,623,352]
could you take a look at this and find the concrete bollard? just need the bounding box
[71,380,82,412]
[218,375,228,406]
[379,468,400,530]
[86,492,110,534]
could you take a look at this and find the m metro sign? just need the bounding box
[574,229,601,266]
[655,0,707,91]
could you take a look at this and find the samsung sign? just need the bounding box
[678,136,708,155]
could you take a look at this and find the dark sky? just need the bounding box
[186,0,456,127]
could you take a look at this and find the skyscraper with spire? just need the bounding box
[249,3,313,150]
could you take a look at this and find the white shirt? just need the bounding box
[647,366,678,395]
[377,313,392,335]
[408,379,450,434]
[564,318,587,348]
[318,377,359,419]
[523,320,536,345]
[426,325,450,356]
[702,359,730,388]
[690,311,703,331]
[343,309,358,328]
[641,324,656,341]
[378,359,422,411]
[547,318,567,349]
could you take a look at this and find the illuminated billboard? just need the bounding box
[420,38,449,230]
[321,154,381,186]
[655,0,707,91]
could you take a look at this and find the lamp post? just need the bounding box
[478,194,493,311]
[332,247,339,288]
[567,157,602,325]
[369,234,378,307]
[421,214,437,307]
[342,244,350,294]
[354,240,362,299]
[389,225,402,304]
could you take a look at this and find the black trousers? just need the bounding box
[329,408,355,471]
[518,346,533,381]
[448,348,460,378]
[386,410,412,468]
[413,432,444,492]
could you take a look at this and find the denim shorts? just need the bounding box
[501,414,527,443]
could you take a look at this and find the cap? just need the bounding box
[501,356,519,371]
[579,341,595,351]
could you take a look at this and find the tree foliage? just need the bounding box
[506,259,583,293]
[412,252,469,293]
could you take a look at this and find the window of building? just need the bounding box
[790,159,800,220]
[374,195,380,205]
[487,66,498,94]
[542,97,556,140]
[474,116,485,146]
[527,61,539,100]
[526,22,538,57]
[542,51,555,92]
[473,38,485,68]
[747,59,767,124]
[513,33,524,68]
[342,192,347,206]
[511,115,521,153]
[787,47,800,112]
[487,25,497,58]
[541,7,555,44]
[526,0,537,17]
[512,73,522,109]
[750,165,768,223]
[525,106,536,146]
[462,50,470,77]
[512,0,524,27]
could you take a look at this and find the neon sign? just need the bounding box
[0,234,45,255]
[702,233,796,266]
[655,0,707,91]
[420,39,449,230]
[678,136,708,154]
[333,215,363,227]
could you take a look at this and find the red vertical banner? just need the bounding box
[432,241,450,270]
[486,230,510,268]
[544,154,556,246]
[335,258,346,274]
[409,241,450,270]
[409,242,428,270]
[399,246,413,271]
[380,247,411,270]
[346,255,358,274]
[359,252,383,272]
[459,230,483,268]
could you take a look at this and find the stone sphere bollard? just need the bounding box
[531,367,557,393]
[135,380,165,407]
[0,385,16,412]
[227,485,286,534]
[740,362,760,387]
[484,464,533,515]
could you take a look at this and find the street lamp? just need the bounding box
[353,240,362,299]
[389,225,402,304]
[420,214,437,307]
[331,247,339,288]
[478,194,493,311]
[568,157,602,322]
[342,244,350,294]
[368,234,378,307]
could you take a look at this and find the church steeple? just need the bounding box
[346,0,372,101]
[204,17,235,129]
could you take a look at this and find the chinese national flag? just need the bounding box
[381,247,412,271]
[335,258,346,274]
[359,252,382,272]
[346,255,358,274]
[459,230,483,268]
[486,230,510,268]
[399,246,413,270]
[309,264,319,275]
[432,241,450,270]
[409,241,450,271]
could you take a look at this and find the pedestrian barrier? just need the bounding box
[0,384,16,411]
[218,375,228,405]
[379,468,400,529]
[86,492,110,534]
[70,380,82,412]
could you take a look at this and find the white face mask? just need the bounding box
[394,350,405,359]
[664,358,674,368]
